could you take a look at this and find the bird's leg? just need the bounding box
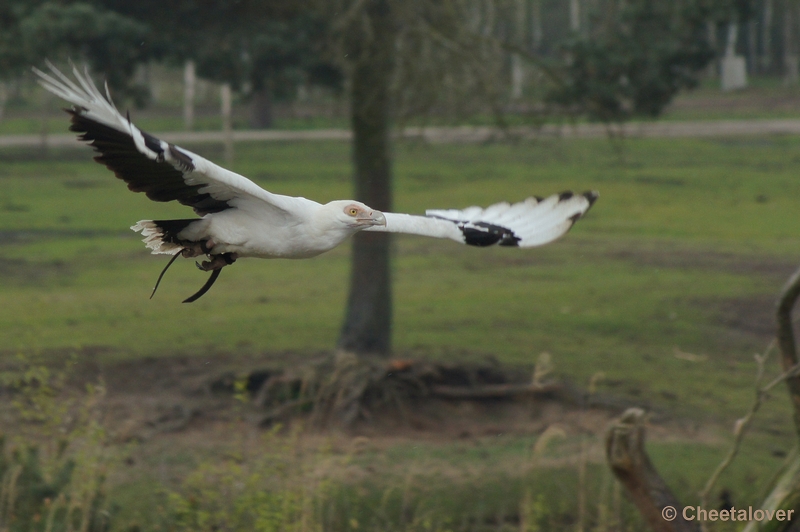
[149,242,226,301]
[183,252,238,304]
[180,239,212,258]
[195,252,237,272]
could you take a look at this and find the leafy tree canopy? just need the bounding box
[110,1,341,100]
[546,0,725,122]
[1,1,152,103]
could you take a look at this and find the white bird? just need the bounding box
[33,62,598,303]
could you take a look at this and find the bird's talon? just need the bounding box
[182,242,205,258]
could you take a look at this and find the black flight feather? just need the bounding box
[67,109,230,216]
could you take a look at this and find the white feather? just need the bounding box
[368,192,596,247]
[35,63,597,270]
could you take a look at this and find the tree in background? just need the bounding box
[329,0,397,355]
[23,3,153,103]
[323,0,750,356]
[545,0,720,123]
[110,0,341,128]
[246,15,341,128]
[0,2,32,82]
[323,0,537,355]
[0,1,152,108]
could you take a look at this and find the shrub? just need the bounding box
[0,354,112,532]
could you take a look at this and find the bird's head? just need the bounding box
[324,200,386,230]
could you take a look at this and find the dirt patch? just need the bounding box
[700,295,778,341]
[0,228,122,245]
[0,256,73,285]
[607,246,797,278]
[0,351,642,447]
[0,346,739,530]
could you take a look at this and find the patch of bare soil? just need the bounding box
[0,256,73,285]
[606,246,797,279]
[700,295,778,341]
[27,351,689,452]
[0,348,734,522]
[0,350,645,448]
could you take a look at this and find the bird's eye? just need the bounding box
[348,208,359,216]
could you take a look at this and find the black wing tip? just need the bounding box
[558,191,574,201]
[582,190,599,206]
[566,191,600,223]
[462,222,521,247]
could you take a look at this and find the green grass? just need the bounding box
[3,135,800,530]
[2,137,800,420]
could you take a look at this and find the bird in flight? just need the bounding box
[34,62,598,303]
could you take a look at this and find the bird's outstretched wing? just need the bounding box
[365,191,597,247]
[32,62,316,218]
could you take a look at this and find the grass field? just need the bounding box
[3,134,800,530]
[3,137,800,408]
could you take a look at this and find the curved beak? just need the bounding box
[357,210,386,227]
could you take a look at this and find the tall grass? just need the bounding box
[0,354,112,532]
[0,355,791,531]
[151,427,647,532]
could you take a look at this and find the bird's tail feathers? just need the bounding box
[131,219,201,255]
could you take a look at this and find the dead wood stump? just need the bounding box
[606,408,700,532]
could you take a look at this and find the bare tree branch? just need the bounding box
[741,450,800,532]
[699,263,800,531]
[605,408,700,532]
[777,265,800,436]
[698,342,784,528]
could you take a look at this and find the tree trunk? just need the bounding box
[220,82,233,164]
[531,0,542,51]
[337,0,396,356]
[0,82,6,123]
[510,0,525,100]
[784,0,799,84]
[764,0,775,73]
[707,21,718,79]
[570,0,581,33]
[742,451,800,532]
[748,19,758,74]
[183,60,196,131]
[249,85,273,129]
[777,265,800,437]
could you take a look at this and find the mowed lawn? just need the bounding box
[2,135,800,424]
